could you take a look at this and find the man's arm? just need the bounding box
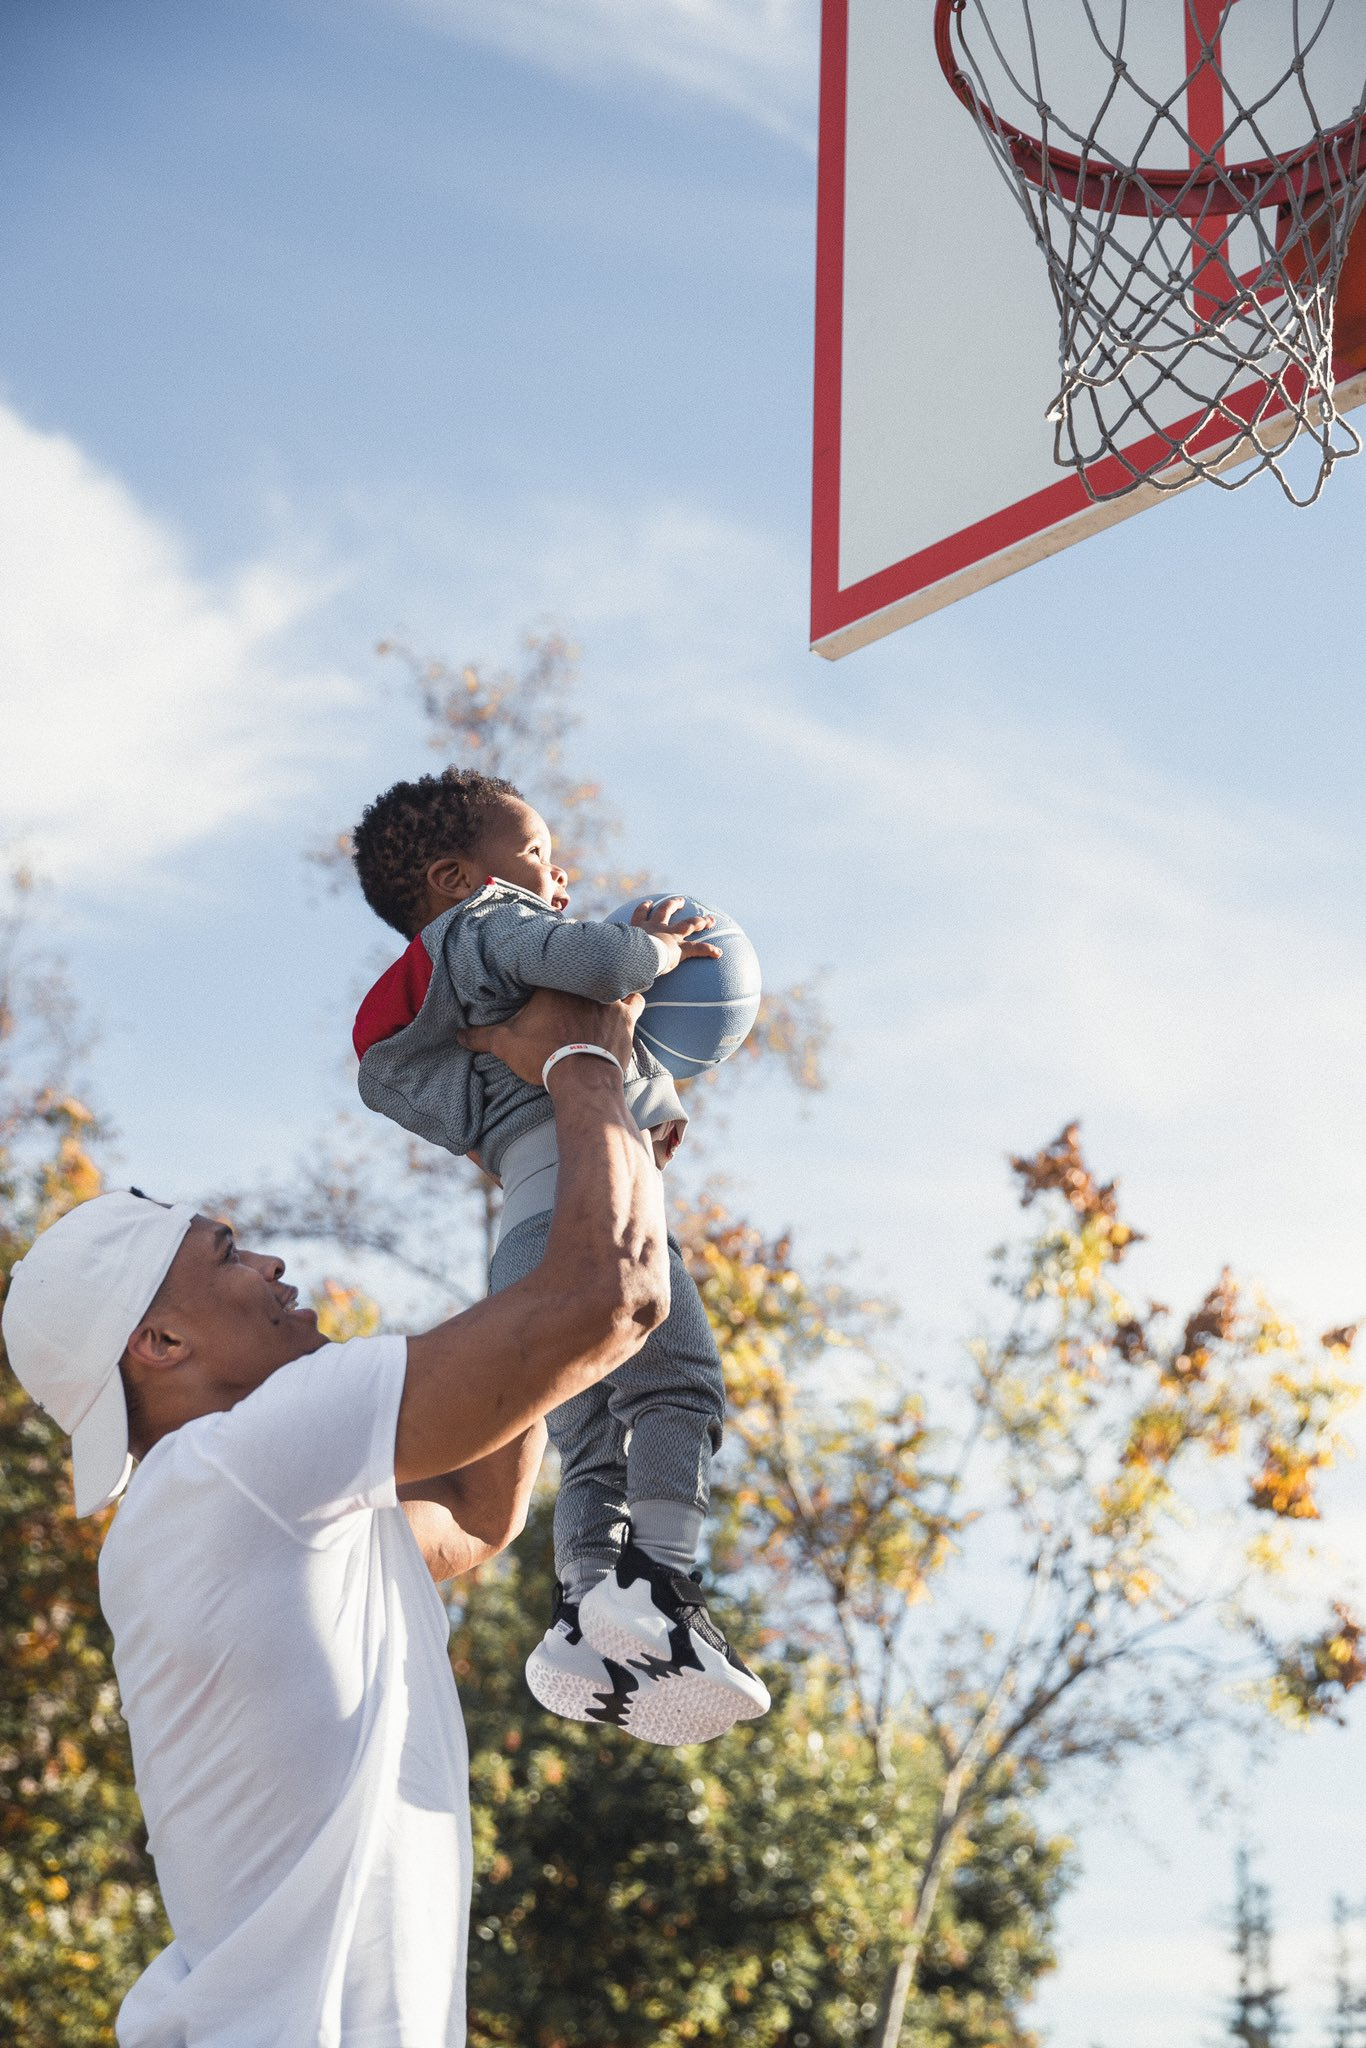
[395,988,670,1487]
[399,1419,547,1582]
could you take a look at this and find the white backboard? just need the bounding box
[812,0,1366,657]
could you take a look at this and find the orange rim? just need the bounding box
[933,0,1366,218]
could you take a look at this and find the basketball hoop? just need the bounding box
[934,1,1366,505]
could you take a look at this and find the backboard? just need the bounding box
[812,0,1366,658]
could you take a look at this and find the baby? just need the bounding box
[350,767,768,1746]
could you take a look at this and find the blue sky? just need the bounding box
[6,1,1366,2040]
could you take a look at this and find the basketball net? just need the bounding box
[936,1,1366,505]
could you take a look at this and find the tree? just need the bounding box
[0,851,1065,2047]
[697,1125,1364,2046]
[0,869,169,2044]
[1225,1849,1287,2048]
[1330,1896,1366,2048]
[7,631,1366,2048]
[453,1495,1068,2048]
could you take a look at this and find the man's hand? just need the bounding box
[631,896,723,975]
[458,986,642,1087]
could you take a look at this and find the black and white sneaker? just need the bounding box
[578,1540,770,1746]
[524,1582,639,1730]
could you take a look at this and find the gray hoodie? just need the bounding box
[353,879,686,1178]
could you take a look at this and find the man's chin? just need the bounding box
[288,1307,328,1353]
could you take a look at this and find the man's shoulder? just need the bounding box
[203,1334,408,1450]
[106,1338,408,1545]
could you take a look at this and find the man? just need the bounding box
[1,990,670,2048]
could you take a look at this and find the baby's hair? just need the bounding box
[352,768,522,937]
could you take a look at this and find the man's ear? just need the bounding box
[425,854,483,907]
[125,1318,190,1371]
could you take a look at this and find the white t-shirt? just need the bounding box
[98,1334,470,2048]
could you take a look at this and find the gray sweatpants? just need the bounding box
[489,1212,726,1584]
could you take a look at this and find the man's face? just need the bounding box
[154,1216,326,1396]
[476,798,570,911]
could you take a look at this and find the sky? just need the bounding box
[5,1,1366,2040]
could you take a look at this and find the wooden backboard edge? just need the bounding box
[811,477,1179,657]
[812,366,1366,658]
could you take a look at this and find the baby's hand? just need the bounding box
[633,896,723,975]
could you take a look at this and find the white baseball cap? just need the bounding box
[2,1190,198,1515]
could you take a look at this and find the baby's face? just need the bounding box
[477,798,570,911]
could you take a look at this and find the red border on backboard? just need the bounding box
[809,0,1167,657]
[810,0,1366,658]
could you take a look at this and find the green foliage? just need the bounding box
[456,1501,1067,2048]
[0,1372,168,2044]
[0,957,169,2046]
[678,1131,1365,2048]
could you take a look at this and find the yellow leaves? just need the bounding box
[37,1091,96,1131]
[729,985,830,1094]
[676,1197,873,1444]
[1018,1218,1142,1322]
[1245,1528,1292,1577]
[1069,1217,1135,1302]
[1093,1462,1168,1534]
[1121,1405,1188,1471]
[1326,1625,1363,1675]
[1247,1365,1359,1521]
[44,1874,69,1901]
[1249,1441,1325,1520]
[1247,1298,1302,1360]
[694,1188,963,1618]
[1120,1566,1158,1607]
[311,1280,380,1344]
[1265,1603,1366,1725]
[37,1136,103,1231]
[14,1095,107,1236]
[991,1358,1095,1446]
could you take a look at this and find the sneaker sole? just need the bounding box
[524,1651,635,1729]
[577,1608,767,1745]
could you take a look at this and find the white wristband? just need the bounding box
[541,1043,626,1091]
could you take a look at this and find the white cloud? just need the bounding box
[390,0,819,144]
[0,403,355,888]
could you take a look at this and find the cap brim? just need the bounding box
[71,1369,134,1517]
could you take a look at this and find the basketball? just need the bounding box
[607,894,763,1080]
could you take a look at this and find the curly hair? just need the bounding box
[352,767,522,936]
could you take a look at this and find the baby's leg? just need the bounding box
[605,1239,726,1576]
[576,1248,768,1741]
[488,1210,628,1600]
